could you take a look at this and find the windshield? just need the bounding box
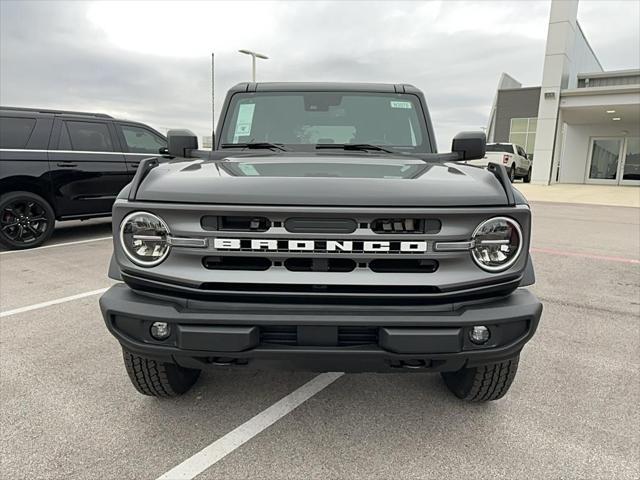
[220,92,429,152]
[485,144,515,154]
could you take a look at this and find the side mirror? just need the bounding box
[158,147,169,155]
[452,131,486,160]
[167,129,198,157]
[526,153,533,161]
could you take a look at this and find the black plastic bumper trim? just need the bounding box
[178,325,259,352]
[100,284,542,372]
[120,270,521,306]
[379,327,462,354]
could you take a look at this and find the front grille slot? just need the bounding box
[371,218,441,234]
[285,218,357,233]
[199,282,440,294]
[260,326,297,345]
[260,325,378,346]
[369,259,438,273]
[203,256,271,271]
[284,258,356,272]
[338,326,378,346]
[201,215,271,232]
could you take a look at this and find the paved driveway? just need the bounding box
[1,203,638,480]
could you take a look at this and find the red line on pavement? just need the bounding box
[531,247,640,265]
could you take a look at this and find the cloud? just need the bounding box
[577,0,640,71]
[1,0,638,150]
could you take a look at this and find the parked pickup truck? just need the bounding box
[467,143,532,183]
[100,82,542,403]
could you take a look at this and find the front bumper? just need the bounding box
[100,284,542,373]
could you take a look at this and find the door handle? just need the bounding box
[56,161,78,167]
[130,162,140,168]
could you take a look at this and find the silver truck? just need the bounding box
[100,82,542,402]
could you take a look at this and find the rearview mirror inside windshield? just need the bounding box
[304,93,343,111]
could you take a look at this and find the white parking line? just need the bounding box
[0,288,109,318]
[156,372,344,480]
[0,236,111,255]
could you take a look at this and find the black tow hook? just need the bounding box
[209,357,247,366]
[391,359,430,369]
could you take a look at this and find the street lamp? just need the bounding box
[238,49,268,82]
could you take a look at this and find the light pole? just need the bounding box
[211,52,215,147]
[238,49,268,82]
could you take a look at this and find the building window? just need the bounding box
[509,117,537,155]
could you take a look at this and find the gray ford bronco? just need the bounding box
[100,83,542,401]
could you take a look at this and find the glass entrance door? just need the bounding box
[587,138,623,184]
[620,137,640,185]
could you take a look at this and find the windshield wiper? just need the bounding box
[316,143,398,154]
[221,142,289,152]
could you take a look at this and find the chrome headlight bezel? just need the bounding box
[119,211,171,267]
[471,216,523,272]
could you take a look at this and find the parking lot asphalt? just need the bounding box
[1,202,638,480]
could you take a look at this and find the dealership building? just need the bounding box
[486,0,640,185]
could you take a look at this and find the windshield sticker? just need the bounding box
[238,163,260,175]
[390,101,412,109]
[234,103,255,137]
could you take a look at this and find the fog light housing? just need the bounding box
[469,326,490,345]
[150,322,171,340]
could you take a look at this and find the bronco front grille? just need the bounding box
[198,211,447,274]
[119,204,529,304]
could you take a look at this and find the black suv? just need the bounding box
[0,107,167,249]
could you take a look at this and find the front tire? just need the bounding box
[441,356,519,402]
[523,167,532,183]
[123,349,201,397]
[0,191,55,249]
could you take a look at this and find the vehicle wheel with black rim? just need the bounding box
[523,167,532,183]
[123,349,201,397]
[508,165,516,183]
[441,356,520,402]
[0,191,55,250]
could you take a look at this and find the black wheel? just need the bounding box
[523,167,532,183]
[123,349,201,397]
[508,165,516,183]
[441,356,519,402]
[0,191,55,249]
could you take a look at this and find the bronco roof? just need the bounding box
[229,82,420,94]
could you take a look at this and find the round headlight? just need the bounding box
[120,212,171,267]
[471,217,523,272]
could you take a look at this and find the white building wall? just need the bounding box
[531,0,604,184]
[531,0,579,184]
[559,122,638,182]
[567,24,603,89]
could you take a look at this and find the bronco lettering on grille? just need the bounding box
[213,238,429,253]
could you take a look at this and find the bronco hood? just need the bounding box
[134,153,510,207]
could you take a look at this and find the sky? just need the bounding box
[1,0,639,150]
